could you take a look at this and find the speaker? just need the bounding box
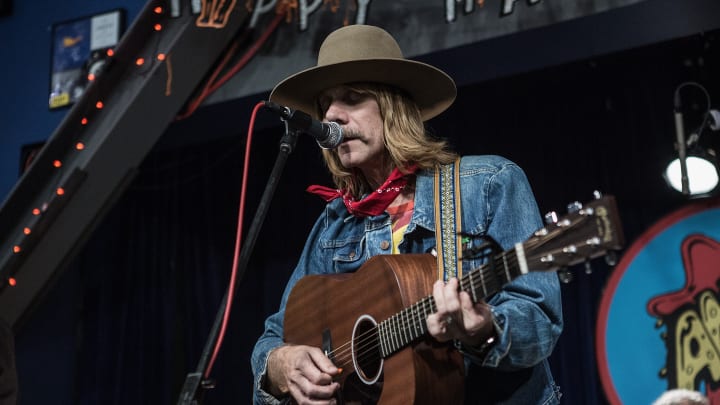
[0,0,12,16]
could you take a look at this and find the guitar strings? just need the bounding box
[332,225,595,375]
[321,248,523,376]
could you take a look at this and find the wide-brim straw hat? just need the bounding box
[269,24,457,121]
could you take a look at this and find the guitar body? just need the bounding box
[284,254,465,404]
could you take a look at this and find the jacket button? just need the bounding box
[348,251,356,259]
[380,240,390,250]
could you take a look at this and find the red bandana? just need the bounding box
[307,166,417,217]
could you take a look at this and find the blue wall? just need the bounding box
[0,0,146,205]
[0,2,144,403]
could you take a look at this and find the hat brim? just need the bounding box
[269,58,456,121]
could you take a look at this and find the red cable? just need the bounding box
[176,39,243,120]
[177,12,284,120]
[206,12,284,95]
[204,100,265,378]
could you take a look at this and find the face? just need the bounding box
[318,85,388,176]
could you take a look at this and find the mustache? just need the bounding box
[341,129,363,141]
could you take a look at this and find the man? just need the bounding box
[251,24,563,404]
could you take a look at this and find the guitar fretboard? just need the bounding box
[376,248,523,357]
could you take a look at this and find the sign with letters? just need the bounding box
[196,0,648,102]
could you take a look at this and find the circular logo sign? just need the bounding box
[596,198,720,404]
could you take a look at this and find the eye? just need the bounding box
[343,90,365,104]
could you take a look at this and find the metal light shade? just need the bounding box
[664,153,719,195]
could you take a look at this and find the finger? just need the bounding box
[430,280,450,332]
[432,279,446,313]
[288,382,338,405]
[442,278,462,314]
[307,348,339,375]
[292,377,340,403]
[288,367,339,403]
[458,292,484,333]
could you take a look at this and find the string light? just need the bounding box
[8,278,16,287]
[8,7,172,269]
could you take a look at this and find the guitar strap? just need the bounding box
[434,157,463,282]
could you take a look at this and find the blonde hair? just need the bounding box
[319,83,457,198]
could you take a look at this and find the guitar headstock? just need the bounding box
[524,193,625,273]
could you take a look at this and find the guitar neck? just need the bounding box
[375,194,624,358]
[377,248,523,357]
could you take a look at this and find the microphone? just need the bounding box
[263,101,344,149]
[673,92,689,195]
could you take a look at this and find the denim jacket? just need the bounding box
[251,155,563,404]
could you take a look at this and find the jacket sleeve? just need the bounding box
[466,159,563,371]
[250,208,332,404]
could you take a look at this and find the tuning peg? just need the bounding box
[604,251,618,266]
[593,190,603,199]
[567,201,583,213]
[544,211,558,225]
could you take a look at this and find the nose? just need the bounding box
[323,101,347,125]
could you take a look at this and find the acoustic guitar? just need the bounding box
[284,195,624,404]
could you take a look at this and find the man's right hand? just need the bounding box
[266,344,341,404]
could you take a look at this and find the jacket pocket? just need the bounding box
[320,236,366,274]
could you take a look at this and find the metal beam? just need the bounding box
[0,0,249,329]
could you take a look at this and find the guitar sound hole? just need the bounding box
[352,315,383,385]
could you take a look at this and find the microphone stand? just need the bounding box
[674,108,690,195]
[176,122,300,405]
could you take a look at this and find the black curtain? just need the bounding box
[14,29,719,404]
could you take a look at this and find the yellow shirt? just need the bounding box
[386,200,414,254]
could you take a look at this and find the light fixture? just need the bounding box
[664,82,720,197]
